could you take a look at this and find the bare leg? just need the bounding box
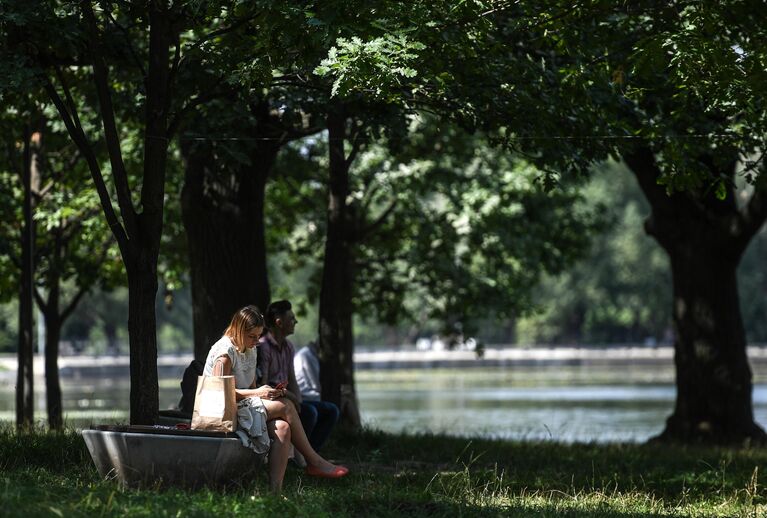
[267,419,290,493]
[262,398,340,473]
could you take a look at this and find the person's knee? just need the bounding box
[273,419,291,441]
[304,403,319,420]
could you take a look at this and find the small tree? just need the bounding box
[0,102,121,429]
[2,1,279,423]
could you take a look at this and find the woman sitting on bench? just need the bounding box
[204,305,348,492]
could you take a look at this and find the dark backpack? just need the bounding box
[178,359,204,415]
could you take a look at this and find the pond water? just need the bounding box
[356,365,767,442]
[2,363,766,443]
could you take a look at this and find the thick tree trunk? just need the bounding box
[127,264,160,425]
[181,143,273,362]
[16,124,34,429]
[656,245,765,444]
[624,148,767,445]
[180,99,320,361]
[318,110,361,428]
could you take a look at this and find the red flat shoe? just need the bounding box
[305,464,349,478]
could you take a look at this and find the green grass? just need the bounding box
[1,426,766,517]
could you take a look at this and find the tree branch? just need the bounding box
[622,146,680,214]
[283,176,321,207]
[61,284,90,323]
[167,35,181,106]
[40,147,83,199]
[345,126,365,169]
[183,11,262,57]
[33,286,49,316]
[360,181,382,213]
[359,199,398,239]
[736,178,767,250]
[104,6,147,78]
[42,77,130,255]
[54,66,85,134]
[83,2,138,241]
[166,80,231,138]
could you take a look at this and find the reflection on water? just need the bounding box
[355,365,767,442]
[2,364,766,443]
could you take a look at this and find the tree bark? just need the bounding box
[181,141,274,362]
[179,100,320,361]
[121,3,172,425]
[16,124,35,430]
[659,248,765,444]
[318,109,361,428]
[40,225,63,430]
[624,148,767,445]
[126,264,160,425]
[43,309,62,430]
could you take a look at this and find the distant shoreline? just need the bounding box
[2,345,767,380]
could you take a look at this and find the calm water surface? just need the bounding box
[2,363,766,443]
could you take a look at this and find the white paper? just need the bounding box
[197,389,225,418]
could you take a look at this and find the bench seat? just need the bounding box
[82,425,265,488]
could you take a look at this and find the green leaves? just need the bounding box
[315,33,426,99]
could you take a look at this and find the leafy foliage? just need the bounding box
[268,118,602,337]
[517,162,672,344]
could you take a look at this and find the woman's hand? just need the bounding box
[257,385,286,400]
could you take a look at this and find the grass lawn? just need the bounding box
[1,426,765,517]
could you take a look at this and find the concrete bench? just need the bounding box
[83,425,265,488]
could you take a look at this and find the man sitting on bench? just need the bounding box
[258,300,340,457]
[294,339,340,451]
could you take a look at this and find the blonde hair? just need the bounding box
[224,305,265,351]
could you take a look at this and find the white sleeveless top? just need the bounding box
[203,335,258,389]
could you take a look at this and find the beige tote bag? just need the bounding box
[191,375,237,432]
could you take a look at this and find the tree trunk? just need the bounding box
[181,142,273,362]
[16,124,35,430]
[126,263,160,425]
[42,3,174,426]
[122,4,172,425]
[41,227,64,431]
[624,148,767,445]
[656,244,765,444]
[43,310,62,430]
[318,110,361,428]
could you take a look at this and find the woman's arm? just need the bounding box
[212,355,286,401]
[237,385,285,400]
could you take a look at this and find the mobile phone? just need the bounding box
[275,380,287,390]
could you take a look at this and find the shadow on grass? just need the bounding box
[1,426,765,516]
